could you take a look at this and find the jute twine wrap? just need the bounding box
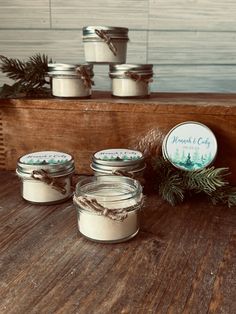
[95,29,117,56]
[112,169,135,178]
[125,71,153,84]
[76,65,94,89]
[73,195,144,221]
[31,169,67,195]
[111,169,146,186]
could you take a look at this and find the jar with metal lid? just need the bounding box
[162,121,218,171]
[47,63,94,98]
[16,151,75,204]
[90,148,146,182]
[82,26,129,64]
[109,64,153,97]
[73,175,143,243]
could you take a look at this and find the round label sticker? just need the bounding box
[94,149,143,162]
[19,151,72,165]
[163,122,217,171]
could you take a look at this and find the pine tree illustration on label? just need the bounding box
[162,121,217,171]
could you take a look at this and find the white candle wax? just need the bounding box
[22,177,71,203]
[52,77,91,97]
[83,41,127,64]
[76,188,141,242]
[112,78,150,97]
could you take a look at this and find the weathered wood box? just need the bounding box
[1,92,236,182]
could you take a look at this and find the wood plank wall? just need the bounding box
[0,0,236,92]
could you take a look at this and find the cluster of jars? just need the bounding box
[47,26,154,98]
[16,148,145,243]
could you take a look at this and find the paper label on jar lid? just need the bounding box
[163,122,217,171]
[94,149,143,161]
[19,151,72,165]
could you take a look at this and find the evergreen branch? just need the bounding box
[0,55,26,81]
[182,167,230,194]
[0,53,52,97]
[25,53,51,88]
[158,170,185,206]
[152,156,235,207]
[227,187,236,207]
[209,186,236,207]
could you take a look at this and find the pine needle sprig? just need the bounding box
[209,186,236,207]
[227,187,236,207]
[158,169,185,206]
[152,156,236,207]
[152,157,185,205]
[25,54,51,88]
[0,55,26,81]
[0,53,52,97]
[182,167,230,195]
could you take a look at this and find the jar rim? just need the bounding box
[83,25,128,34]
[47,63,94,77]
[16,151,75,177]
[90,162,146,173]
[109,64,153,78]
[74,175,142,203]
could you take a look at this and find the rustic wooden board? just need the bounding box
[148,31,236,65]
[51,0,149,29]
[0,0,50,29]
[153,65,236,93]
[149,0,236,31]
[0,171,235,313]
[1,93,236,184]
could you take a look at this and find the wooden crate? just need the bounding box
[1,92,236,182]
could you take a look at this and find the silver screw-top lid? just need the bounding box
[109,64,153,78]
[162,121,218,171]
[47,63,94,77]
[16,151,75,178]
[83,26,129,40]
[91,148,146,174]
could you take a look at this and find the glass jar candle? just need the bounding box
[90,148,146,182]
[16,151,75,204]
[82,26,129,64]
[109,64,153,97]
[73,175,143,243]
[47,63,94,98]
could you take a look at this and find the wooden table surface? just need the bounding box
[0,171,235,314]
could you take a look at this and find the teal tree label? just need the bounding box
[94,149,143,161]
[164,122,217,171]
[20,151,72,165]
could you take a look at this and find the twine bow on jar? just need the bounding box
[76,65,94,89]
[31,169,67,194]
[95,29,117,56]
[124,71,153,84]
[73,195,145,221]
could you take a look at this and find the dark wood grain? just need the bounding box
[0,171,235,314]
[1,92,236,185]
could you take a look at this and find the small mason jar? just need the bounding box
[47,63,94,98]
[109,64,153,98]
[16,151,75,204]
[73,175,143,243]
[90,148,146,183]
[82,26,129,64]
